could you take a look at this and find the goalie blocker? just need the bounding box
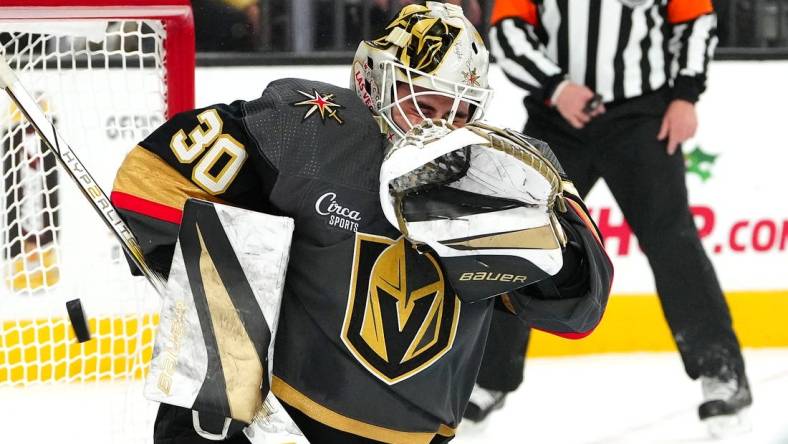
[144,198,307,442]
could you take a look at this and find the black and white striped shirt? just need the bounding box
[489,0,718,104]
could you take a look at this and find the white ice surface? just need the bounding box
[456,349,788,444]
[1,349,786,444]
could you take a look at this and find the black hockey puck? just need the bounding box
[66,298,92,343]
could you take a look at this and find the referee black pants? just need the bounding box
[476,90,745,392]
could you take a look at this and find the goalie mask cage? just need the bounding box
[0,1,193,441]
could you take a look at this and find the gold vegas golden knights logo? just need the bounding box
[341,233,460,385]
[370,4,461,76]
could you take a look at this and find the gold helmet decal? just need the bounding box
[342,233,460,385]
[370,4,462,77]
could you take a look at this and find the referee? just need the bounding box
[465,0,752,433]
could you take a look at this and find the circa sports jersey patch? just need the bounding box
[291,89,344,124]
[314,192,361,232]
[341,233,460,385]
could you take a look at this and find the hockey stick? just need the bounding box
[0,55,167,297]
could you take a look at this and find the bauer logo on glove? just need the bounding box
[379,119,568,302]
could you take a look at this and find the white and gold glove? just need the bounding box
[380,119,568,302]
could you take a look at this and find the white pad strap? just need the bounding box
[192,411,232,441]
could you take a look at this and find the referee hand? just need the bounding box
[554,82,605,129]
[658,99,697,155]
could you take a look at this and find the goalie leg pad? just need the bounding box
[144,199,294,425]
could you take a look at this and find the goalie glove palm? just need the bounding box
[380,120,568,302]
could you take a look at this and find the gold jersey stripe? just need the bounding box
[112,146,226,211]
[437,423,456,437]
[271,376,441,444]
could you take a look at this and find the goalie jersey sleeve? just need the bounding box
[111,100,276,276]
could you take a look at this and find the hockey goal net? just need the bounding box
[0,0,193,440]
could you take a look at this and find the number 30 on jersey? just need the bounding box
[169,109,247,195]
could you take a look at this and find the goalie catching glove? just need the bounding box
[380,119,570,302]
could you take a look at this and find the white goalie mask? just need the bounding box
[380,120,569,302]
[350,2,493,140]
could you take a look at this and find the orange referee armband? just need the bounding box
[668,0,714,23]
[490,0,539,26]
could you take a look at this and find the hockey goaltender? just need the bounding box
[110,3,612,443]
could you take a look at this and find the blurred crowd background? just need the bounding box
[192,0,788,54]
